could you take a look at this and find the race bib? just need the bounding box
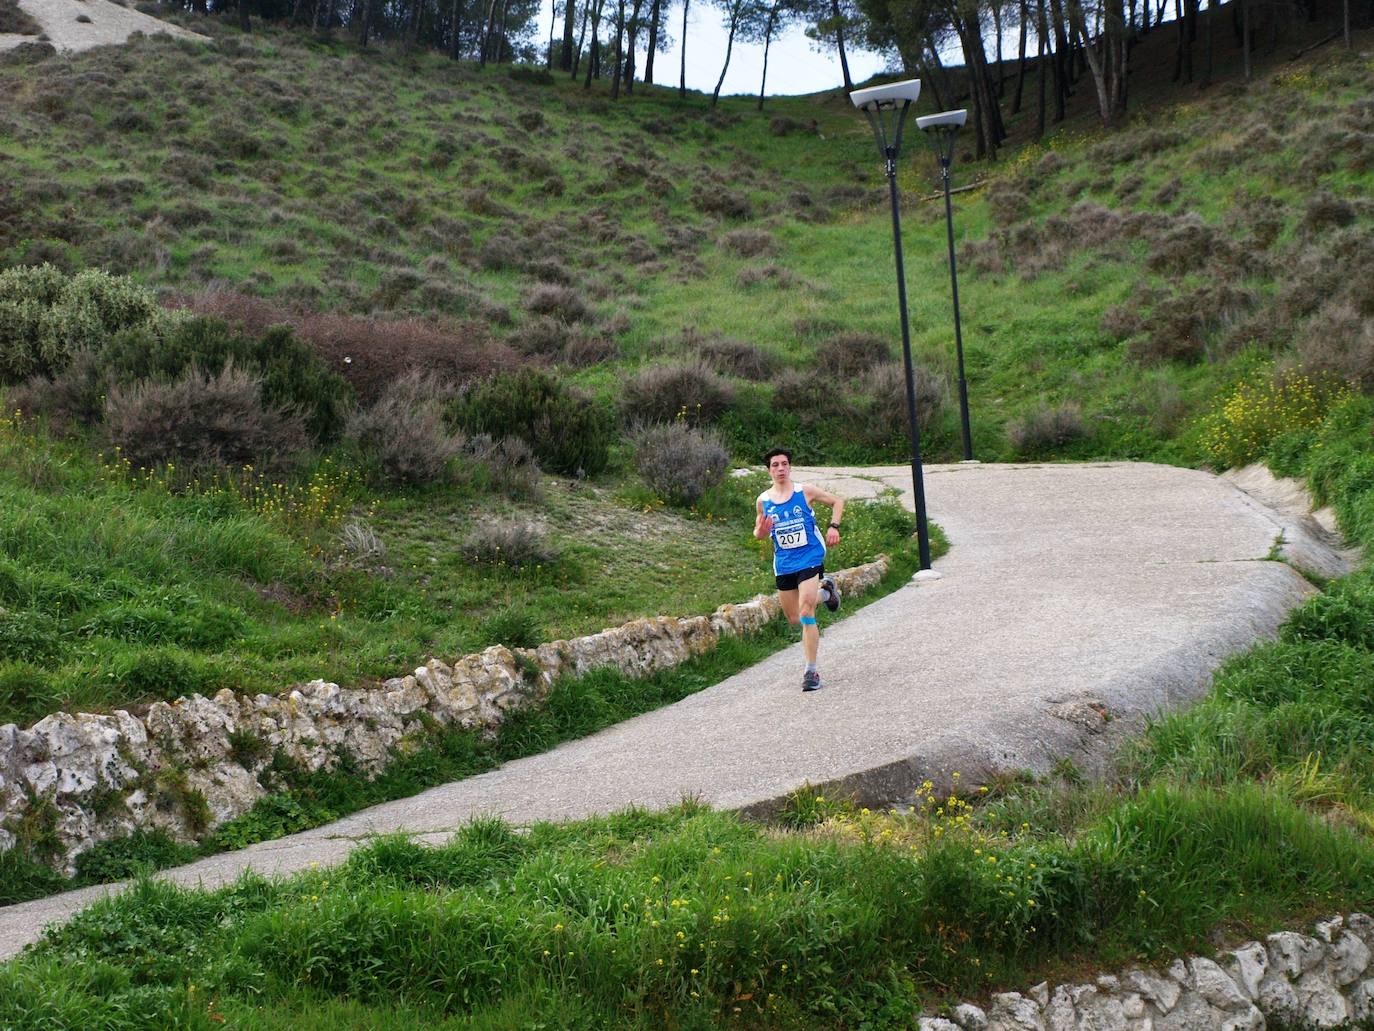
[774,521,808,549]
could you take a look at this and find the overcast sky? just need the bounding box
[535,0,893,98]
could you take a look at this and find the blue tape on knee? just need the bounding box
[800,615,817,626]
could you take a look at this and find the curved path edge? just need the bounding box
[0,461,1354,961]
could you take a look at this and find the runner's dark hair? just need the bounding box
[763,447,792,465]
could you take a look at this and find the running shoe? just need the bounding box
[821,576,841,613]
[802,670,822,692]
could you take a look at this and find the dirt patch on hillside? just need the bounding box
[0,0,206,54]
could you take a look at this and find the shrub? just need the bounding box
[1297,302,1374,388]
[1200,368,1352,469]
[815,332,891,379]
[770,367,829,413]
[855,361,947,441]
[692,333,774,381]
[451,367,613,477]
[736,264,797,288]
[632,422,730,507]
[5,348,107,434]
[461,520,559,568]
[172,294,522,411]
[691,186,752,219]
[104,364,309,470]
[720,228,778,258]
[1007,402,1090,457]
[465,433,540,499]
[0,264,161,381]
[347,369,465,486]
[100,317,351,444]
[1301,191,1356,234]
[524,283,590,323]
[621,360,735,426]
[477,235,522,271]
[480,604,543,648]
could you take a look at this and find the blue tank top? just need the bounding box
[763,487,826,575]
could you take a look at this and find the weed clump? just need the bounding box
[1200,367,1350,469]
[720,228,778,258]
[1297,302,1374,388]
[816,332,891,379]
[451,367,613,477]
[632,421,730,507]
[621,360,735,426]
[691,332,775,381]
[1006,402,1089,457]
[347,369,465,486]
[524,283,590,324]
[461,520,558,568]
[103,363,309,470]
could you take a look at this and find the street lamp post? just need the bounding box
[849,79,937,575]
[917,109,974,463]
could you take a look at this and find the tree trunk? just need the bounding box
[712,2,741,106]
[1242,0,1251,77]
[1199,0,1213,86]
[679,0,690,97]
[479,0,498,63]
[623,0,644,93]
[830,0,854,91]
[359,0,371,45]
[406,0,423,50]
[574,0,593,75]
[562,0,577,69]
[610,0,626,98]
[239,0,251,32]
[548,1,559,65]
[757,3,779,109]
[1012,0,1029,113]
[991,0,1005,96]
[1035,0,1047,137]
[1068,0,1110,124]
[1172,0,1191,81]
[1048,0,1070,121]
[644,0,662,83]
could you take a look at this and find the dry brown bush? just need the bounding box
[1301,191,1357,234]
[170,291,518,407]
[516,316,570,356]
[1007,402,1089,457]
[464,433,540,500]
[1126,285,1256,364]
[986,178,1030,227]
[856,361,946,439]
[1296,302,1374,388]
[689,332,775,381]
[346,369,464,486]
[815,332,891,379]
[632,421,730,506]
[737,264,797,288]
[104,364,307,470]
[524,283,590,323]
[691,187,752,220]
[561,333,619,368]
[621,360,735,425]
[720,228,778,258]
[770,367,829,413]
[961,237,1006,276]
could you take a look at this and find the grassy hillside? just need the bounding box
[4,3,1374,998]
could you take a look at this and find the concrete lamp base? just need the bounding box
[913,568,944,582]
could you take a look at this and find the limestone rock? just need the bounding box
[1223,943,1268,1000]
[1190,958,1250,1012]
[989,992,1045,1031]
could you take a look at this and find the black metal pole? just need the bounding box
[883,141,934,572]
[939,149,974,462]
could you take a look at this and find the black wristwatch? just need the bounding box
[828,522,840,530]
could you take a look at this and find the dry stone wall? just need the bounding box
[921,913,1374,1031]
[0,558,888,873]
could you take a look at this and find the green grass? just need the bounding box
[0,410,925,727]
[0,522,942,903]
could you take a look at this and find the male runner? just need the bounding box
[754,447,845,692]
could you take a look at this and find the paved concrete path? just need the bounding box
[0,0,206,54]
[0,462,1345,960]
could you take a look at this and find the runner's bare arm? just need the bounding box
[803,485,844,545]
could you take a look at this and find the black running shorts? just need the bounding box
[775,564,824,592]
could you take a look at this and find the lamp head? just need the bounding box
[915,109,968,132]
[848,78,921,110]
